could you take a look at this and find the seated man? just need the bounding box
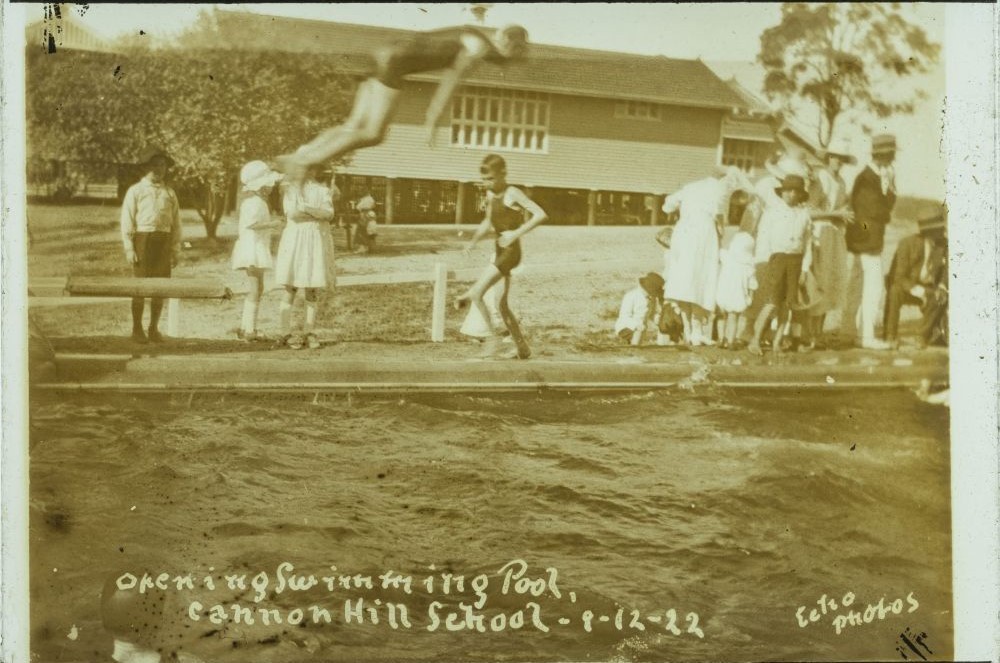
[883,205,948,349]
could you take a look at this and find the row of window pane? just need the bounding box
[615,100,661,120]
[450,86,550,153]
[721,138,770,172]
[451,124,547,151]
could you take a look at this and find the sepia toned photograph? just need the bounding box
[3,2,997,662]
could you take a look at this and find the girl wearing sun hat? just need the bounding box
[231,160,283,341]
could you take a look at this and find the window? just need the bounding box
[614,100,661,120]
[450,86,549,153]
[720,138,772,172]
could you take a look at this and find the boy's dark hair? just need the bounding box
[481,154,507,174]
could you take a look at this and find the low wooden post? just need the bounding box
[167,299,180,337]
[431,262,447,342]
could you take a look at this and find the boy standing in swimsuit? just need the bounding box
[458,154,547,358]
[277,25,529,181]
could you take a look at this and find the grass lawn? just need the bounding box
[26,203,923,359]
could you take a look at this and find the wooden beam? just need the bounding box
[65,277,231,299]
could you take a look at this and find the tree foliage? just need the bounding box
[25,38,354,236]
[758,2,940,147]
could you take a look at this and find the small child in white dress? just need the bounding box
[715,219,757,349]
[231,160,282,341]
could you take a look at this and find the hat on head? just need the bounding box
[820,139,857,165]
[774,174,808,197]
[871,134,897,155]
[639,272,665,298]
[240,160,282,192]
[917,204,947,234]
[138,147,174,168]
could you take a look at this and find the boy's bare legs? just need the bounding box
[748,303,775,356]
[276,81,401,181]
[458,265,504,356]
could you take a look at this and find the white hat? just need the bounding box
[240,160,282,192]
[820,139,857,165]
[766,155,809,180]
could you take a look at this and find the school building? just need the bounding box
[206,12,792,225]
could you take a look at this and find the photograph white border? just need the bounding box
[2,3,997,662]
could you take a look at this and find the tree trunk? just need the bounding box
[197,181,227,240]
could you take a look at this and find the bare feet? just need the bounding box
[747,341,763,356]
[479,336,499,358]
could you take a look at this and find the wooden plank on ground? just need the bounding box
[65,277,232,300]
[27,277,69,297]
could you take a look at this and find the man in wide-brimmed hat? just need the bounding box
[842,133,897,349]
[120,147,181,343]
[883,204,948,349]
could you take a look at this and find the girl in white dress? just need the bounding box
[274,166,335,349]
[231,160,282,341]
[662,166,752,345]
[715,217,758,349]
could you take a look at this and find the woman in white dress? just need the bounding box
[662,166,753,345]
[274,166,335,349]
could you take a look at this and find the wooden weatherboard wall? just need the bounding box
[341,82,723,195]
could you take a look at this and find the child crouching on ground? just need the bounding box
[748,175,813,356]
[715,215,758,349]
[615,272,664,346]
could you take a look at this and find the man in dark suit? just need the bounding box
[842,134,897,349]
[883,206,948,349]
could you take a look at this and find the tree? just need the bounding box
[758,3,940,148]
[26,47,354,238]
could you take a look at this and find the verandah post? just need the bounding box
[431,262,448,342]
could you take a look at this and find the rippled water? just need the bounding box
[29,389,951,662]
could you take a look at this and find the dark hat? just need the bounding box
[917,204,947,234]
[871,134,897,155]
[774,174,807,196]
[639,272,665,297]
[138,147,174,168]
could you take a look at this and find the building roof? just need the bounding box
[24,14,117,53]
[197,11,747,111]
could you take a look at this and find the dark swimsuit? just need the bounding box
[373,27,506,89]
[489,188,525,276]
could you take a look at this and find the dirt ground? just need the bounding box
[27,203,924,361]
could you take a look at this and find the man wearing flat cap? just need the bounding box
[883,205,948,349]
[120,148,182,343]
[842,133,897,349]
